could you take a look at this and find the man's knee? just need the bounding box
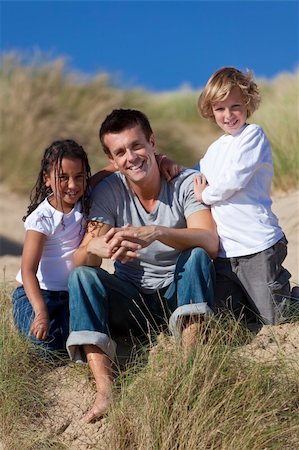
[69,266,97,287]
[191,247,211,264]
[182,247,213,272]
[180,247,210,262]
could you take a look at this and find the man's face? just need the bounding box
[103,125,157,184]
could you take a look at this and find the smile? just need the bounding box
[129,161,145,171]
[225,119,238,127]
[65,191,79,197]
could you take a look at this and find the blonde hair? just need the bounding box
[198,67,261,121]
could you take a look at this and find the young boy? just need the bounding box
[193,66,291,326]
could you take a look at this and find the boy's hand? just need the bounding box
[194,174,208,202]
[156,154,182,181]
[30,311,49,341]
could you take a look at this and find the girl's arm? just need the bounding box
[90,156,182,189]
[89,163,116,189]
[21,230,49,341]
[155,153,182,181]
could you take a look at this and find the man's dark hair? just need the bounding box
[99,109,153,155]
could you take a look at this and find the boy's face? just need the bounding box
[212,87,247,135]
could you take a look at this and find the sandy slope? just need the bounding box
[1,184,299,449]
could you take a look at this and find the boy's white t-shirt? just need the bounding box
[16,198,86,291]
[200,124,284,258]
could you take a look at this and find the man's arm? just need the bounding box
[74,221,142,267]
[104,209,219,260]
[73,221,113,267]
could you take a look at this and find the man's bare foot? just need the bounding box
[181,315,211,355]
[181,321,203,353]
[82,390,112,424]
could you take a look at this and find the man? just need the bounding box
[66,109,218,422]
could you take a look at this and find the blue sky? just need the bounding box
[1,1,298,91]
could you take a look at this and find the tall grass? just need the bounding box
[254,73,299,190]
[2,281,298,450]
[106,320,299,450]
[1,53,298,193]
[0,284,67,449]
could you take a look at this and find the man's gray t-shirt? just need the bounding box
[90,169,207,293]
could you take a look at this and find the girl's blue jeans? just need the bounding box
[66,248,215,362]
[12,286,69,351]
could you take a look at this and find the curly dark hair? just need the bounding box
[23,139,91,221]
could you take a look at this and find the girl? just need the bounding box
[12,139,91,351]
[193,67,291,326]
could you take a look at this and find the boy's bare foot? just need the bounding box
[82,390,112,424]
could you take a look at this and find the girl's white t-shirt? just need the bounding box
[16,198,86,291]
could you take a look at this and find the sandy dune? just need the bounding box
[1,184,298,450]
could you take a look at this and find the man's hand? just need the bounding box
[194,174,208,202]
[87,234,117,260]
[104,225,158,263]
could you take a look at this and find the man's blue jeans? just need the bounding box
[12,286,69,351]
[66,248,215,362]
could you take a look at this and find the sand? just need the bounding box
[1,184,298,450]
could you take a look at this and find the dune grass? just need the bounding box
[0,284,68,449]
[106,318,299,450]
[1,283,299,450]
[1,53,298,194]
[1,54,298,449]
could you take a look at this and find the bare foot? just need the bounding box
[181,316,210,355]
[82,390,112,424]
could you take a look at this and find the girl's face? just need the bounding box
[44,157,87,212]
[212,86,248,135]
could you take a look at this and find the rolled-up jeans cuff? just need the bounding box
[169,303,213,338]
[66,331,117,363]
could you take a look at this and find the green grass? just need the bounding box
[2,283,299,450]
[1,54,298,448]
[106,318,299,450]
[0,284,68,449]
[1,53,298,193]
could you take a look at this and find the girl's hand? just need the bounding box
[194,174,208,202]
[30,310,49,341]
[156,154,182,181]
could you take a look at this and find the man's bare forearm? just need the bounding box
[155,226,218,258]
[104,224,218,259]
[73,243,103,267]
[73,222,112,267]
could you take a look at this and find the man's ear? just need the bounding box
[107,154,119,170]
[149,133,156,150]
